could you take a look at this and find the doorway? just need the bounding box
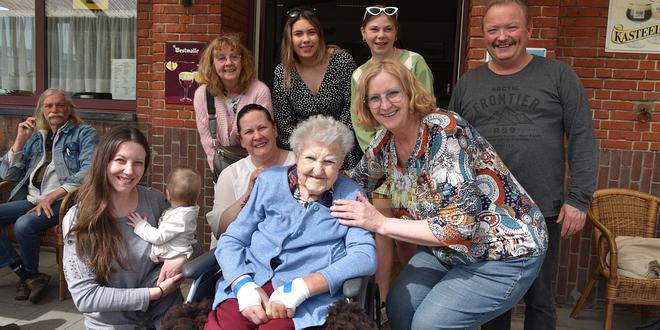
[256,0,465,108]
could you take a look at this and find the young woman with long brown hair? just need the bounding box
[63,127,186,329]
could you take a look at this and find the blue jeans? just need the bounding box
[482,216,560,330]
[0,199,62,274]
[386,246,544,330]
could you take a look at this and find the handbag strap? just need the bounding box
[206,90,218,143]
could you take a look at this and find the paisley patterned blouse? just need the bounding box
[349,109,548,264]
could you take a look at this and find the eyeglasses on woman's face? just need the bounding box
[215,53,241,64]
[363,6,398,20]
[287,7,316,18]
[365,89,403,109]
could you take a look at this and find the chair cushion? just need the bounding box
[614,236,660,279]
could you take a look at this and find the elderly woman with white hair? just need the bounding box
[205,115,377,330]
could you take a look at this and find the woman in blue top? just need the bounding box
[205,116,376,330]
[331,60,548,329]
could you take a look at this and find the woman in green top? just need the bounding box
[349,5,435,312]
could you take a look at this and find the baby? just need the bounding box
[128,166,201,262]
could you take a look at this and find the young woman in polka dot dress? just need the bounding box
[272,7,362,169]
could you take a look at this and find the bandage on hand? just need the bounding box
[233,277,262,312]
[268,278,310,312]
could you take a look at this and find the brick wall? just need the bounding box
[467,0,660,309]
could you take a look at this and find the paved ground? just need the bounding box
[0,249,653,329]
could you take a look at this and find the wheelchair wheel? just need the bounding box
[364,279,381,329]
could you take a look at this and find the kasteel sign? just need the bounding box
[606,0,660,53]
[165,41,207,104]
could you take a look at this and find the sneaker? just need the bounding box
[14,280,29,301]
[26,273,51,304]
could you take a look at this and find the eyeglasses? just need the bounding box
[44,103,67,110]
[215,54,241,64]
[363,6,398,20]
[286,7,316,18]
[365,89,403,109]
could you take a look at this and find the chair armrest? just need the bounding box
[0,180,14,191]
[182,248,218,279]
[343,277,366,299]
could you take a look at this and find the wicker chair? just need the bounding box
[570,188,660,330]
[0,180,79,301]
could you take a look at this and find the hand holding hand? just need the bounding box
[557,203,586,237]
[156,273,184,298]
[158,255,186,285]
[268,278,310,318]
[126,212,146,228]
[330,192,387,233]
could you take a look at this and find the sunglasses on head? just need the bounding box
[363,6,398,20]
[287,7,316,18]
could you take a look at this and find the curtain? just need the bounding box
[48,16,135,95]
[0,16,35,92]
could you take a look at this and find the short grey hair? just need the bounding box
[289,115,355,159]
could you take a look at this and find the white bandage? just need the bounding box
[268,278,310,312]
[233,276,261,312]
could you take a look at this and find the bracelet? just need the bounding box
[156,285,164,300]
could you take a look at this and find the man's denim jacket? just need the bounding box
[0,121,99,201]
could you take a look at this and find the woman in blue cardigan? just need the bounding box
[205,115,377,330]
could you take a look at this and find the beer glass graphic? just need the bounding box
[178,71,196,102]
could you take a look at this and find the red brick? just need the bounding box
[606,59,639,69]
[638,81,655,91]
[603,80,637,90]
[632,141,649,151]
[610,131,641,141]
[594,68,612,78]
[612,70,645,80]
[642,132,660,142]
[593,109,609,119]
[610,91,645,101]
[602,100,633,111]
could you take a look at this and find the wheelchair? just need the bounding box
[181,248,382,328]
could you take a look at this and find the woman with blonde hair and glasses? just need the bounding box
[350,5,435,311]
[332,59,547,329]
[194,33,272,171]
[273,7,362,169]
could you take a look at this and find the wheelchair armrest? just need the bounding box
[182,248,218,279]
[342,277,366,299]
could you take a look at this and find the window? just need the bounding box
[0,0,136,111]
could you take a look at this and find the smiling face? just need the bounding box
[361,15,398,59]
[295,141,342,201]
[213,46,243,87]
[42,93,71,131]
[291,18,319,61]
[482,2,531,68]
[366,71,413,135]
[238,110,278,159]
[106,141,146,195]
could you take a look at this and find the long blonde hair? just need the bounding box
[198,33,256,97]
[279,10,328,89]
[68,127,150,284]
[34,88,81,130]
[353,59,437,130]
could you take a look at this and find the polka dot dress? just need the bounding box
[272,49,363,169]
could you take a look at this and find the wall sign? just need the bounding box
[606,0,660,53]
[165,41,207,105]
